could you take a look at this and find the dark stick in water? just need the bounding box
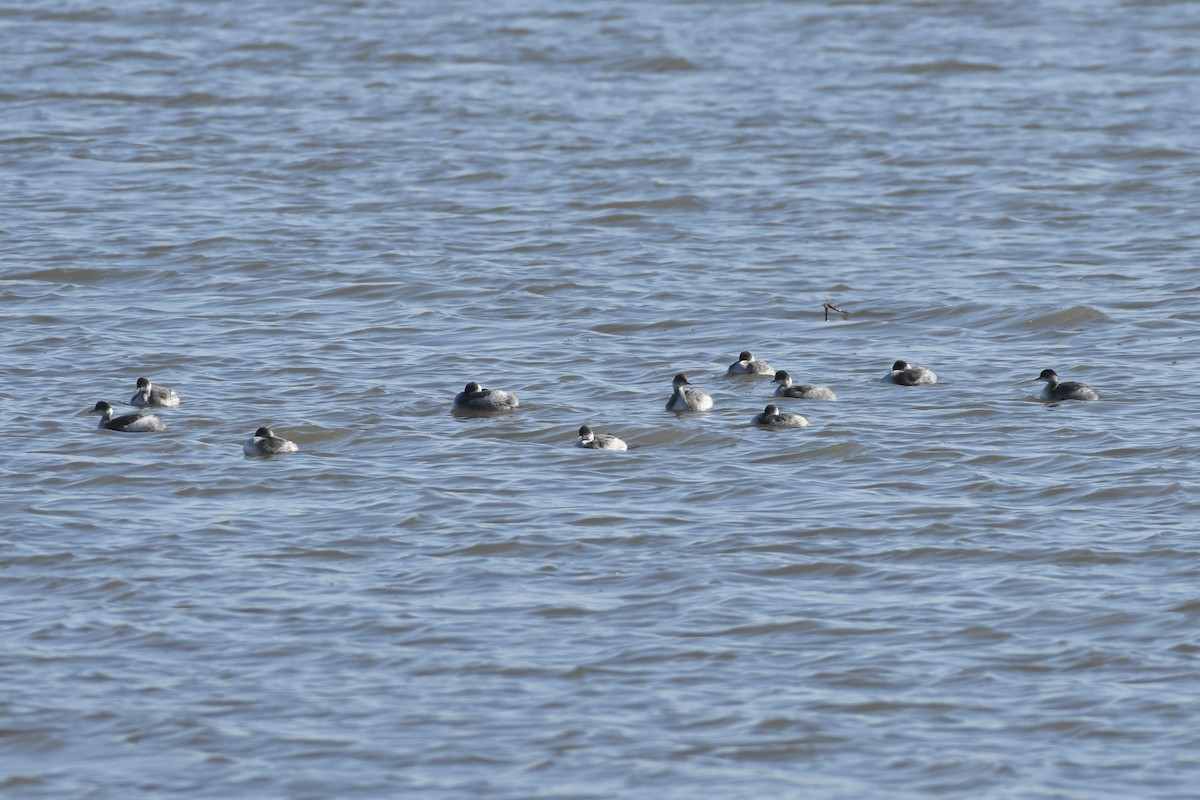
[824,300,848,321]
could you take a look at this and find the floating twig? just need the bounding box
[823,300,848,321]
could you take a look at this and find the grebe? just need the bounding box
[243,426,299,456]
[666,373,713,411]
[1037,369,1099,401]
[130,377,180,408]
[453,381,520,411]
[883,360,937,386]
[91,401,165,432]
[576,425,628,451]
[751,404,809,428]
[772,370,836,401]
[727,351,775,376]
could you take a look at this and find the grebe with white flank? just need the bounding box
[727,351,775,376]
[576,425,628,451]
[453,381,520,412]
[130,377,180,408]
[91,401,166,432]
[772,370,836,401]
[666,373,713,411]
[883,360,937,386]
[243,426,299,456]
[751,404,809,428]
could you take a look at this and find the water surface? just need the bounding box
[3,1,1200,797]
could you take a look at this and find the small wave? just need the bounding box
[613,55,698,72]
[33,9,113,21]
[270,548,365,560]
[758,561,865,578]
[312,283,400,300]
[894,60,1003,74]
[593,196,708,212]
[534,606,593,618]
[1100,146,1195,161]
[380,51,435,64]
[285,156,361,172]
[231,41,300,53]
[138,236,248,257]
[450,171,505,183]
[496,239,571,253]
[163,92,232,108]
[1024,305,1113,329]
[583,155,693,170]
[100,49,182,63]
[3,267,138,285]
[583,212,649,226]
[1169,599,1200,615]
[444,539,538,557]
[674,619,820,640]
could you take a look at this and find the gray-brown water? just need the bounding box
[3,1,1200,797]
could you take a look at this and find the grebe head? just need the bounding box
[136,377,151,390]
[891,360,910,371]
[254,426,275,438]
[763,404,781,416]
[772,370,790,384]
[1037,369,1059,383]
[738,351,754,362]
[463,381,482,393]
[92,401,113,416]
[672,373,691,388]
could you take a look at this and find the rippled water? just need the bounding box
[4,1,1200,797]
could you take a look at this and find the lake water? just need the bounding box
[3,1,1200,797]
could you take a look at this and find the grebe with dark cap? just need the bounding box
[666,373,713,411]
[91,401,166,432]
[883,360,937,386]
[576,425,628,451]
[243,426,299,456]
[751,404,809,428]
[1036,369,1099,401]
[130,377,180,408]
[727,351,775,376]
[772,370,836,401]
[453,381,519,412]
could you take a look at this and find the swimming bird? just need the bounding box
[772,370,836,401]
[727,351,775,376]
[453,381,520,411]
[883,360,937,386]
[243,426,299,456]
[130,377,180,408]
[1036,369,1099,401]
[576,425,628,451]
[666,373,713,411]
[751,404,809,428]
[91,400,166,432]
